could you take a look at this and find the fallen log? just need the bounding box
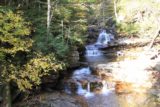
[102,37,160,50]
[148,27,160,50]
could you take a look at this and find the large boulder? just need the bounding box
[68,49,80,68]
[41,72,60,91]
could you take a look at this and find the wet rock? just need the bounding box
[73,75,101,83]
[68,50,80,68]
[154,61,160,71]
[64,75,102,94]
[41,72,59,91]
[14,92,88,107]
[94,63,118,82]
[87,26,99,44]
[115,81,133,94]
[64,79,78,94]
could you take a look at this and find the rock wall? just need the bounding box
[68,47,80,68]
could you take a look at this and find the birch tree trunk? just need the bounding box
[47,0,51,37]
[114,0,118,21]
[102,0,105,24]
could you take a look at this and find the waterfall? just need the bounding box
[72,67,90,96]
[85,45,102,57]
[73,67,91,76]
[72,68,94,98]
[77,82,87,95]
[85,30,114,57]
[65,30,115,98]
[101,80,110,95]
[85,82,94,98]
[72,67,91,80]
[96,30,114,46]
[87,82,91,92]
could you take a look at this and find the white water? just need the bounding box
[71,65,111,98]
[101,80,111,95]
[73,67,91,76]
[85,82,94,98]
[66,30,115,98]
[77,82,87,95]
[72,67,94,98]
[87,82,91,92]
[96,30,114,46]
[85,45,102,57]
[77,82,94,98]
[85,30,114,57]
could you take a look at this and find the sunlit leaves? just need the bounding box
[14,53,64,91]
[0,9,32,54]
[0,0,94,92]
[116,0,160,36]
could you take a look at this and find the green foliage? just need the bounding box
[60,0,97,3]
[23,1,89,58]
[51,3,88,45]
[0,0,96,92]
[0,7,64,91]
[116,22,139,35]
[14,53,64,91]
[0,8,32,54]
[0,52,5,61]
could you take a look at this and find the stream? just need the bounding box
[64,30,160,107]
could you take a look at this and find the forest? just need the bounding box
[0,0,160,107]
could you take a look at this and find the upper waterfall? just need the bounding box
[85,29,114,57]
[96,30,114,47]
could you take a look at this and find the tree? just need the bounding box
[47,0,51,36]
[0,0,98,106]
[0,7,63,107]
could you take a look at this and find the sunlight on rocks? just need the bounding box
[114,58,152,89]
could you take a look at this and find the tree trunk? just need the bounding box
[102,0,105,24]
[105,38,160,50]
[47,0,51,37]
[148,27,160,50]
[114,0,118,21]
[61,20,64,36]
[2,83,11,107]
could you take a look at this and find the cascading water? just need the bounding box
[101,80,112,95]
[96,30,114,47]
[77,82,87,95]
[85,82,94,98]
[72,67,94,98]
[85,30,114,57]
[85,45,102,57]
[65,30,115,98]
[87,82,91,92]
[73,67,91,76]
[64,29,159,107]
[85,30,115,64]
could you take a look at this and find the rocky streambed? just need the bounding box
[14,31,160,107]
[62,33,160,107]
